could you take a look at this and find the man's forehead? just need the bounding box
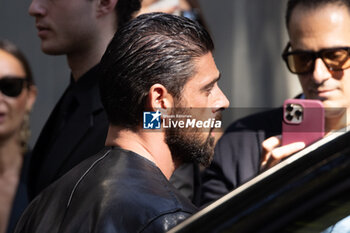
[186,53,219,83]
[289,2,350,24]
[288,3,350,49]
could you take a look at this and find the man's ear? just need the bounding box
[96,0,118,17]
[147,84,174,115]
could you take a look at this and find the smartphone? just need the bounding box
[282,99,325,146]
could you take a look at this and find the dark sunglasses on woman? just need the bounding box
[0,77,28,97]
[282,42,350,75]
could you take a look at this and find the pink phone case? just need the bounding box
[282,99,325,146]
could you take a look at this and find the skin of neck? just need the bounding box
[105,125,177,179]
[0,133,23,175]
[0,132,23,233]
[67,13,117,81]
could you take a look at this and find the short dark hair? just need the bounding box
[115,0,141,29]
[286,0,350,29]
[99,13,214,130]
[0,39,34,86]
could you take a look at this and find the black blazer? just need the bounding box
[200,107,283,205]
[28,67,109,200]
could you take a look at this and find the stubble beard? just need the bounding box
[165,107,219,167]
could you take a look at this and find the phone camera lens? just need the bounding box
[286,104,293,112]
[295,110,302,119]
[286,114,293,121]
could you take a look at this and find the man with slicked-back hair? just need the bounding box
[15,13,229,233]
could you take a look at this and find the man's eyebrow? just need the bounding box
[201,73,221,91]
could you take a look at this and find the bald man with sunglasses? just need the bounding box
[200,0,350,205]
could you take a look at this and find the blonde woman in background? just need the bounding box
[0,40,37,233]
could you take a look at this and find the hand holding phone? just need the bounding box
[282,99,325,146]
[261,99,324,171]
[261,135,305,171]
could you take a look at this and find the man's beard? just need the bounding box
[165,108,221,167]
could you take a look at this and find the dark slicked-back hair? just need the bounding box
[115,0,141,29]
[286,0,350,28]
[99,13,214,130]
[0,39,34,86]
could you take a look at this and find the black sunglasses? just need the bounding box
[0,77,28,97]
[282,43,350,75]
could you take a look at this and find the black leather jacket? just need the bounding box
[15,147,198,233]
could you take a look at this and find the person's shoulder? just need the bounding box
[92,150,197,232]
[105,150,197,213]
[18,148,196,233]
[103,184,195,233]
[139,211,193,233]
[214,107,283,150]
[225,107,283,134]
[23,147,113,211]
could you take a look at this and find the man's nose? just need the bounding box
[214,87,230,112]
[312,58,331,84]
[29,0,47,17]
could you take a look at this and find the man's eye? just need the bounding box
[204,86,213,95]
